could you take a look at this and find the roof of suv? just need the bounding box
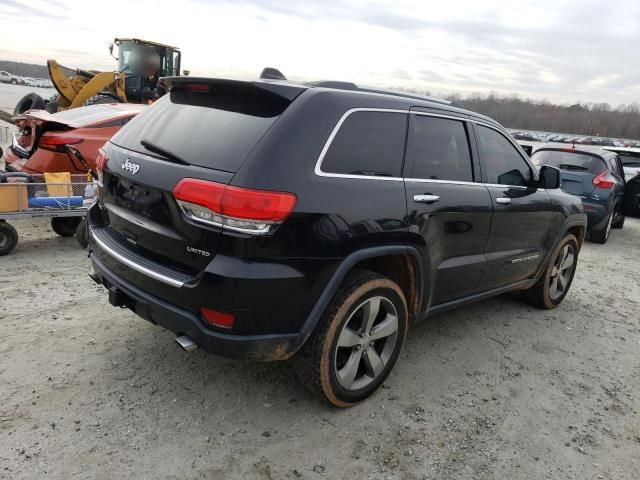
[162,76,500,127]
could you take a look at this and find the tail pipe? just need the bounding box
[175,335,198,353]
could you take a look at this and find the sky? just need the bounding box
[0,0,638,105]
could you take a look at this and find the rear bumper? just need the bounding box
[89,252,299,361]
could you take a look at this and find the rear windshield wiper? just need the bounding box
[349,170,393,177]
[140,139,189,166]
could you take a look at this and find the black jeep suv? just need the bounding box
[87,77,587,406]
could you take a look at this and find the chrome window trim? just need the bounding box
[90,231,185,287]
[404,178,481,187]
[410,111,470,122]
[312,108,545,193]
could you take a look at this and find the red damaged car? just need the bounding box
[2,103,146,174]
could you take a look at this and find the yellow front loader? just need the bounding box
[13,38,182,115]
[45,60,127,111]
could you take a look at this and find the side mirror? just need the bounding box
[539,165,561,189]
[183,70,190,76]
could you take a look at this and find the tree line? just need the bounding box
[449,93,640,140]
[0,60,50,79]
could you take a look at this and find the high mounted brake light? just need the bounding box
[592,170,614,189]
[173,178,297,234]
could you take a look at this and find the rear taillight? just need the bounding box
[95,148,108,186]
[173,178,297,235]
[39,134,83,151]
[592,170,614,189]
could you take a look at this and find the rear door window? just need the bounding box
[406,115,473,181]
[475,125,533,186]
[111,83,291,172]
[321,111,407,177]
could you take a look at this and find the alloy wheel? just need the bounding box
[549,244,575,301]
[334,296,399,391]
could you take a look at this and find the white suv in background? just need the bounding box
[0,71,18,85]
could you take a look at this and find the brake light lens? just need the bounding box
[173,178,296,234]
[39,134,83,151]
[200,307,235,329]
[592,170,614,189]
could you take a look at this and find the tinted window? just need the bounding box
[476,126,532,186]
[531,150,606,174]
[407,115,472,181]
[322,111,406,177]
[111,84,290,172]
[619,152,640,167]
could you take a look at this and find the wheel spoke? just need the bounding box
[363,347,385,378]
[560,252,574,271]
[337,326,361,348]
[362,297,381,334]
[557,271,567,290]
[370,314,398,341]
[550,275,559,297]
[337,349,363,389]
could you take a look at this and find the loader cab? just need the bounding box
[111,38,181,101]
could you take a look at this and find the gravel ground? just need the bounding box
[0,218,638,480]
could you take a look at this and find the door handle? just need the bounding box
[413,194,440,204]
[495,197,511,205]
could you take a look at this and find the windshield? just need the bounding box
[110,83,291,172]
[117,42,178,77]
[531,150,606,174]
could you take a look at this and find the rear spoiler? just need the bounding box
[160,76,307,101]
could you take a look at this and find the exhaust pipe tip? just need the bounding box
[175,335,198,353]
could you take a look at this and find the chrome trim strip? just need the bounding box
[410,111,469,121]
[404,177,480,186]
[91,231,185,287]
[177,200,275,235]
[314,108,408,181]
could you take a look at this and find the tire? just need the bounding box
[522,234,579,309]
[294,270,408,407]
[612,213,625,229]
[85,94,122,106]
[51,217,82,237]
[0,221,18,256]
[13,93,46,115]
[590,211,613,244]
[11,78,17,85]
[75,218,88,248]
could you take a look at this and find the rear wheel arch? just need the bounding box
[292,246,423,356]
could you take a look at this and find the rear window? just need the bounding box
[531,150,606,174]
[321,111,406,177]
[110,83,290,172]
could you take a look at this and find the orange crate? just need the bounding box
[0,184,28,212]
